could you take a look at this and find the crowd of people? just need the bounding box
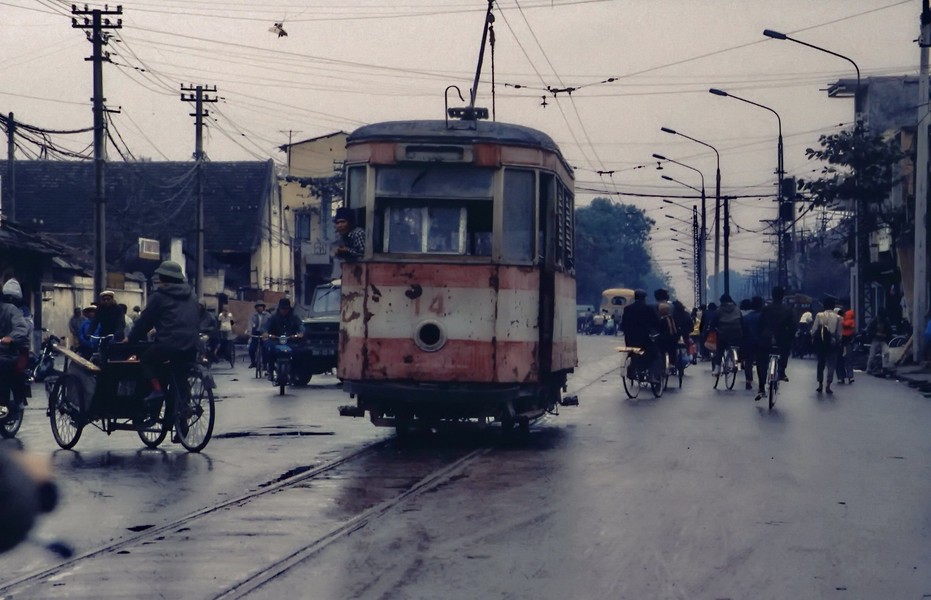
[608,285,912,399]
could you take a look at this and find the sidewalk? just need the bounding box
[892,362,931,395]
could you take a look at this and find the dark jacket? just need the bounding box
[760,301,795,347]
[621,299,661,348]
[128,283,200,351]
[90,304,126,341]
[741,310,763,352]
[710,301,743,344]
[263,311,303,337]
[0,302,29,362]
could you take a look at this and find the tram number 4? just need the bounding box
[414,295,445,316]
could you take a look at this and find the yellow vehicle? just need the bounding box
[600,288,636,323]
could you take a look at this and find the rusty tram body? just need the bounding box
[337,119,577,430]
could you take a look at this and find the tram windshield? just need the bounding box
[373,165,494,257]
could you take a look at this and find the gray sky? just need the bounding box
[1,0,921,298]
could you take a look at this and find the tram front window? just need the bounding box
[385,205,467,254]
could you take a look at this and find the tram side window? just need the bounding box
[502,169,535,263]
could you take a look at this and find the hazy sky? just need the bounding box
[1,0,921,298]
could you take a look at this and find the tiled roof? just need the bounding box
[0,160,275,262]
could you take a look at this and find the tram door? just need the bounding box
[537,172,557,377]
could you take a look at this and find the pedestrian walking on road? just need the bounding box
[836,308,856,384]
[811,296,843,394]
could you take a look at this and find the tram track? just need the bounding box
[0,352,620,600]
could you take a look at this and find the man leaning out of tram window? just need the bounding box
[127,261,201,410]
[333,207,365,261]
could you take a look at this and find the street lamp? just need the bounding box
[662,176,705,306]
[708,88,786,289]
[763,28,869,330]
[660,126,723,297]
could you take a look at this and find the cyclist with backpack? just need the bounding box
[811,296,843,394]
[708,294,743,376]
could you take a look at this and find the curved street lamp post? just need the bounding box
[660,127,723,297]
[708,88,787,289]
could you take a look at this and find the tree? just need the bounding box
[798,124,906,251]
[574,198,668,306]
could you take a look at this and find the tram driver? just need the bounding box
[333,207,365,262]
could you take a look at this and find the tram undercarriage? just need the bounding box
[339,375,577,430]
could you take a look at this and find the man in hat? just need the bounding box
[247,301,269,369]
[128,261,200,412]
[261,298,303,382]
[333,207,365,261]
[90,290,125,342]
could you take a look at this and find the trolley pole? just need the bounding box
[73,5,122,299]
[180,84,217,300]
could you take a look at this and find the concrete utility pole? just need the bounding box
[5,113,14,222]
[914,0,930,363]
[180,84,217,300]
[73,5,122,299]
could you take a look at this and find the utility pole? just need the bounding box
[692,205,701,307]
[4,113,14,222]
[914,0,930,363]
[73,4,122,299]
[181,84,217,300]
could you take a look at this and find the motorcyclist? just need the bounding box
[0,292,29,420]
[127,261,200,414]
[261,298,303,383]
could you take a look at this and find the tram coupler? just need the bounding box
[338,405,366,418]
[559,394,579,407]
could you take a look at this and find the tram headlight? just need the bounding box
[414,320,447,352]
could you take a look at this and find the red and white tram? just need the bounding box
[337,119,577,430]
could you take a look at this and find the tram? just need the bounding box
[337,118,578,431]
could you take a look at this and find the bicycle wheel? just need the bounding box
[725,352,738,390]
[768,356,778,410]
[621,355,641,399]
[227,343,236,369]
[175,370,215,453]
[651,358,665,398]
[136,399,169,448]
[49,374,83,450]
[713,363,722,389]
[277,361,289,396]
[0,405,23,438]
[677,365,684,388]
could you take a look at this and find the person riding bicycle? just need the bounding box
[0,293,29,420]
[261,298,303,382]
[708,294,743,376]
[759,286,796,381]
[247,302,270,369]
[621,289,662,381]
[127,261,200,415]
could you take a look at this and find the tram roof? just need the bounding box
[348,120,564,157]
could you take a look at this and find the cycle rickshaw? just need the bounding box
[46,339,216,452]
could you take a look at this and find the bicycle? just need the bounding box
[216,337,236,369]
[620,338,666,399]
[46,340,216,453]
[249,335,265,379]
[713,344,739,390]
[761,346,780,410]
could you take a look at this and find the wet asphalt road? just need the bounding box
[3,336,931,599]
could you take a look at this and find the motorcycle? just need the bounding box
[270,334,301,396]
[1,333,64,439]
